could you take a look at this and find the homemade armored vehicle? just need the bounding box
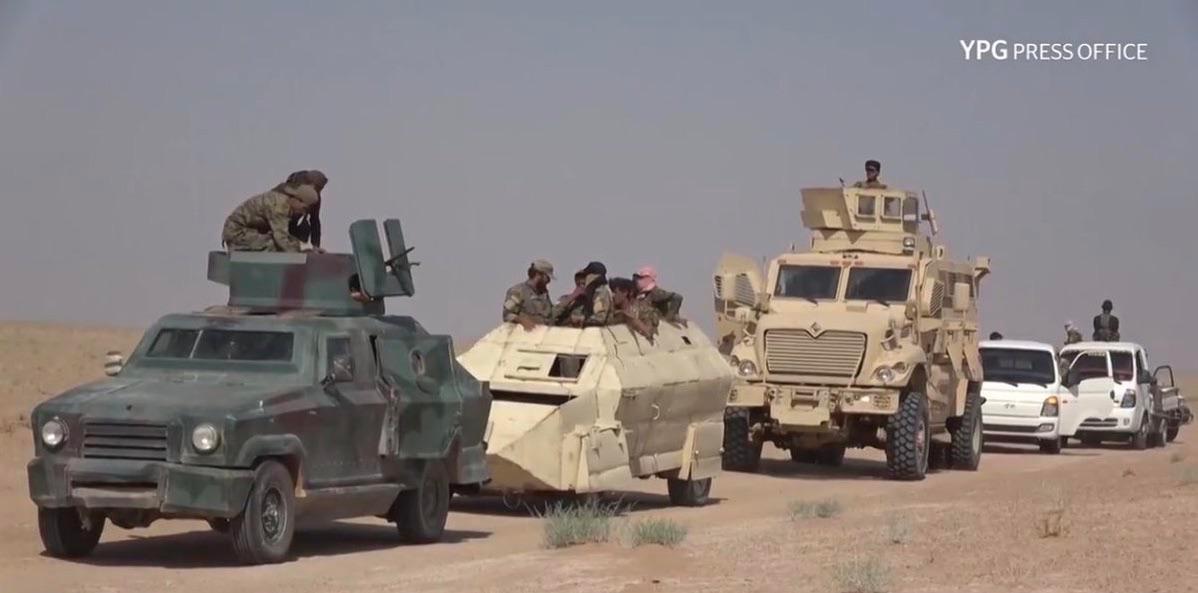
[457,319,731,506]
[714,187,991,480]
[27,220,492,564]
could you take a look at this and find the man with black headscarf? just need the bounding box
[554,261,612,327]
[275,170,329,250]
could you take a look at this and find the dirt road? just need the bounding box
[2,323,1196,593]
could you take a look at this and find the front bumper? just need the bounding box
[729,382,900,430]
[28,455,254,519]
[982,415,1059,442]
[1076,409,1140,435]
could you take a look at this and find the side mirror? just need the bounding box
[904,301,917,320]
[952,282,972,313]
[104,351,124,376]
[1061,369,1075,388]
[322,356,354,386]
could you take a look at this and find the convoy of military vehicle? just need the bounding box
[24,170,1192,564]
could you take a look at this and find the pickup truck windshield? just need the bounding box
[981,348,1055,386]
[1063,351,1109,382]
[845,268,912,303]
[775,265,839,300]
[1110,351,1134,382]
[146,329,295,362]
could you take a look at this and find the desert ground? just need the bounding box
[1,322,1196,593]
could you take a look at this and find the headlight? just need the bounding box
[737,359,759,377]
[191,423,221,454]
[874,367,896,384]
[1120,390,1136,408]
[1040,396,1059,417]
[41,418,68,450]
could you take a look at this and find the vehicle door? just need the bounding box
[325,333,390,478]
[1154,365,1180,414]
[375,335,462,461]
[1060,350,1116,436]
[311,333,368,484]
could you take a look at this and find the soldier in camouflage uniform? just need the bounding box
[852,159,888,189]
[555,261,611,327]
[275,170,329,249]
[1092,300,1121,342]
[633,265,684,322]
[221,184,320,252]
[610,277,658,338]
[1064,321,1083,345]
[503,259,556,331]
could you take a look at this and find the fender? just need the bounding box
[232,434,308,471]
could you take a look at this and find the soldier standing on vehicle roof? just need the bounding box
[633,266,684,322]
[275,170,329,250]
[1064,321,1083,345]
[1092,300,1121,342]
[610,277,658,338]
[222,183,320,252]
[852,160,888,189]
[503,260,556,331]
[555,261,611,327]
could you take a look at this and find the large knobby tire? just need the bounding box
[949,386,983,471]
[394,461,450,544]
[38,507,104,558]
[886,392,930,481]
[231,460,296,565]
[722,408,762,472]
[667,477,712,507]
[1167,424,1180,443]
[1130,415,1150,450]
[1039,438,1063,454]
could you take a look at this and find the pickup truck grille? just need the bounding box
[764,329,866,377]
[1080,418,1118,428]
[82,421,169,461]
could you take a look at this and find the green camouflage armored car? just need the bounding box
[27,220,492,564]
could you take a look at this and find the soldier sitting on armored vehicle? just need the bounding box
[852,159,888,189]
[502,259,556,331]
[554,261,611,327]
[222,182,321,252]
[634,265,684,322]
[610,277,659,338]
[276,169,329,249]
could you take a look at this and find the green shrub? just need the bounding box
[833,555,890,593]
[627,518,688,548]
[536,498,620,549]
[788,499,843,520]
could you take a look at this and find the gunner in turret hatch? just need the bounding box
[852,159,888,189]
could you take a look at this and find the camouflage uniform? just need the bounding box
[1065,328,1083,345]
[559,283,611,327]
[221,185,318,252]
[615,298,660,332]
[638,287,683,321]
[502,281,554,324]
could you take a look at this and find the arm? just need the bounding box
[309,202,321,248]
[502,287,524,323]
[269,205,303,252]
[582,290,611,326]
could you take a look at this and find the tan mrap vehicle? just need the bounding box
[714,186,991,480]
[456,321,731,505]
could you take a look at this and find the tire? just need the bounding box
[815,445,846,467]
[886,392,930,481]
[208,518,230,533]
[949,386,983,471]
[722,408,763,472]
[667,477,712,507]
[394,461,450,544]
[1167,424,1179,443]
[38,507,104,558]
[1149,416,1167,448]
[231,460,296,565]
[1039,438,1063,454]
[1130,415,1149,450]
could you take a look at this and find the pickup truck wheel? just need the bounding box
[667,477,712,507]
[1130,415,1149,450]
[394,461,450,544]
[949,386,983,470]
[886,392,930,481]
[1166,424,1179,443]
[722,408,762,472]
[815,445,846,467]
[230,460,295,565]
[1039,438,1063,454]
[38,508,104,558]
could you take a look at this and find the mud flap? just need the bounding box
[677,421,724,481]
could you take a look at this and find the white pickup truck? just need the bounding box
[1059,341,1180,449]
[979,340,1071,453]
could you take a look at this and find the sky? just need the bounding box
[0,1,1195,366]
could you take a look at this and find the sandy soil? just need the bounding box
[1,323,1196,593]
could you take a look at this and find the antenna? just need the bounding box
[921,190,940,236]
[838,177,845,187]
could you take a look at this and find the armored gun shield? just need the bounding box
[350,219,417,299]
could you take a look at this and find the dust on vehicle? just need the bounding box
[27,219,492,564]
[714,186,990,480]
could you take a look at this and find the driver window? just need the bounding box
[326,337,355,382]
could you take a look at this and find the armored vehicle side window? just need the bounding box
[981,348,1055,386]
[146,329,294,362]
[845,268,911,303]
[1110,351,1134,382]
[882,196,902,219]
[857,195,876,217]
[326,337,355,381]
[775,265,839,300]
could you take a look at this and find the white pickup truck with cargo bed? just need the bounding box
[1059,341,1181,449]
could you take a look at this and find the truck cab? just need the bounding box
[1058,341,1171,449]
[979,340,1070,453]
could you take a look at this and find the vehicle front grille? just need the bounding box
[1080,418,1118,428]
[82,421,169,461]
[764,329,866,377]
[984,423,1039,434]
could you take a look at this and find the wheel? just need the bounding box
[38,507,104,558]
[208,518,230,533]
[886,392,930,481]
[815,445,846,467]
[1130,415,1149,450]
[1039,437,1063,454]
[1167,424,1179,443]
[789,448,817,464]
[722,408,763,472]
[394,461,450,544]
[666,477,712,507]
[1149,416,1167,448]
[949,385,983,470]
[230,460,296,565]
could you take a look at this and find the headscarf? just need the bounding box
[634,265,657,293]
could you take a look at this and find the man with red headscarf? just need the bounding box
[633,265,684,322]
